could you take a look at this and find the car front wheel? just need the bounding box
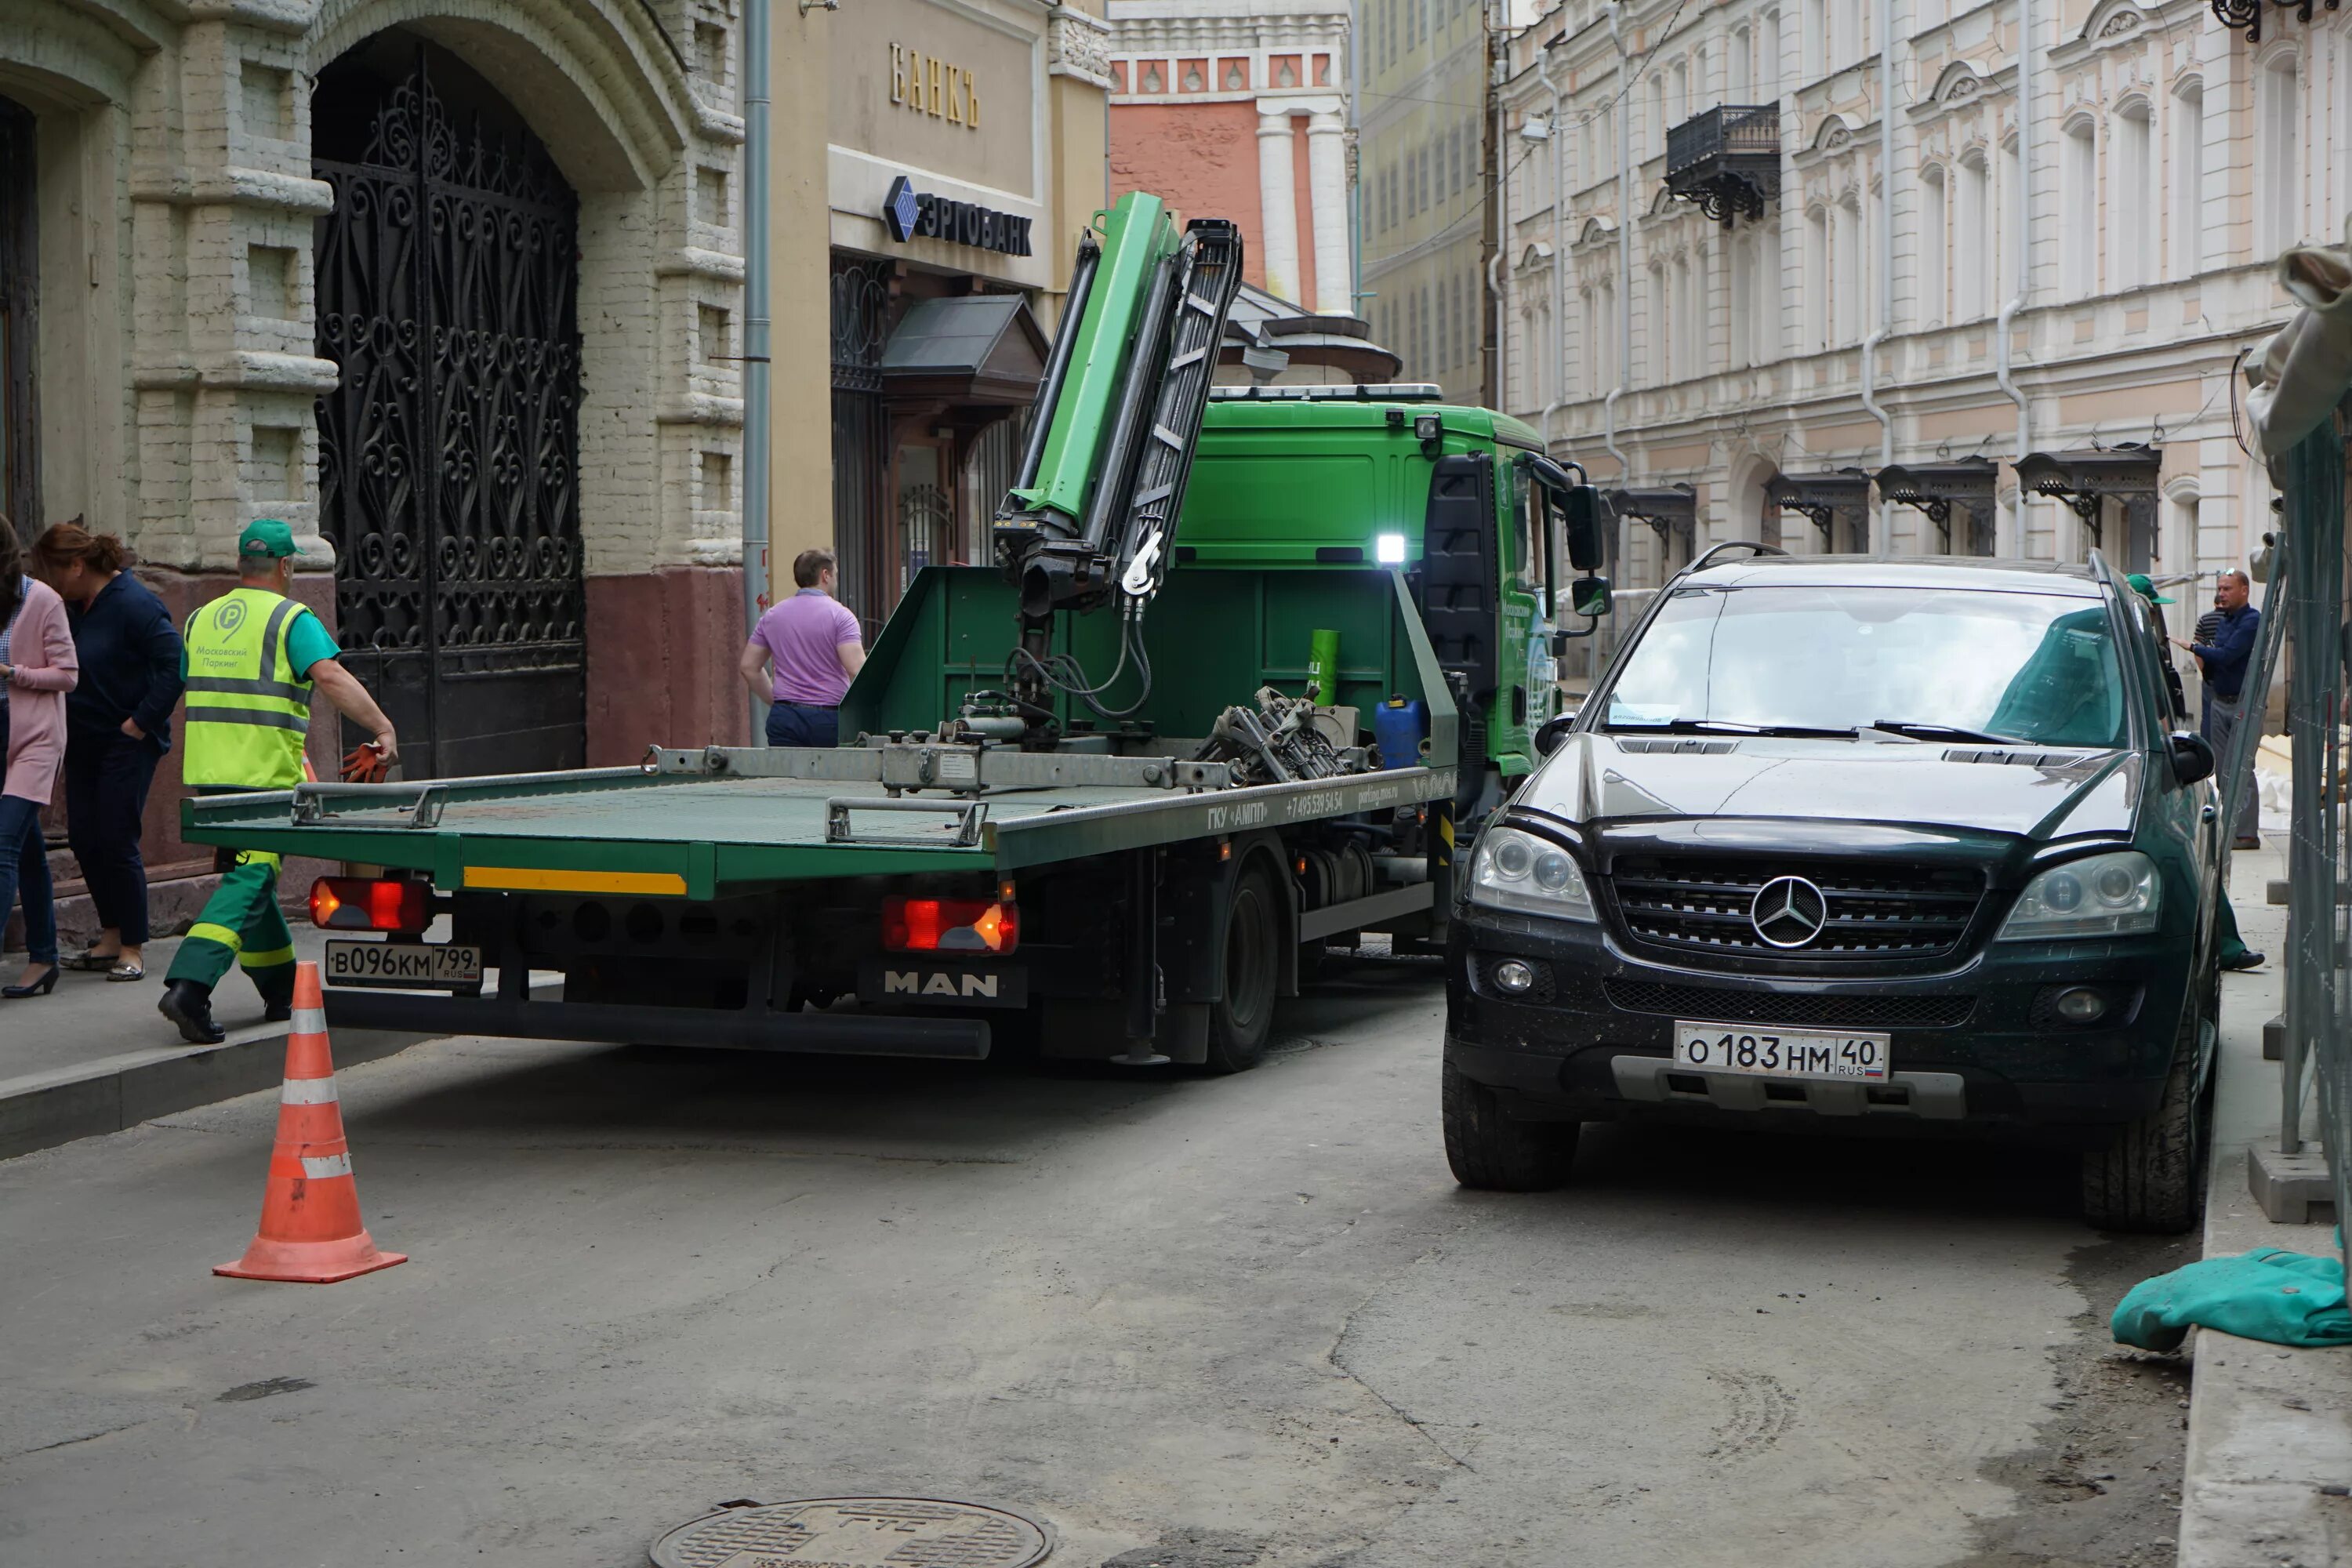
[2081,978,2216,1234]
[1443,1056,1581,1191]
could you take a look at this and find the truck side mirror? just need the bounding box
[2169,731,2216,786]
[1569,575,1613,619]
[1562,485,1605,572]
[1534,713,1577,757]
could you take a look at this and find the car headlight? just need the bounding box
[1998,850,2161,939]
[1468,826,1596,922]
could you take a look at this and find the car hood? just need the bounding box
[1519,735,2141,843]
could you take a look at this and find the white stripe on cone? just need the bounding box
[291,1007,328,1034]
[299,1152,354,1179]
[281,1076,340,1105]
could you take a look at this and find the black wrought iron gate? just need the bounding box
[313,49,586,778]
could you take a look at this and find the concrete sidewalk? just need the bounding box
[0,921,506,1162]
[2180,841,2352,1568]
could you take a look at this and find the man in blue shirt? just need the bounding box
[2176,569,2262,849]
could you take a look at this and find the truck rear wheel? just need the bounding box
[1202,865,1279,1074]
[1443,1056,1580,1191]
[2081,977,2215,1234]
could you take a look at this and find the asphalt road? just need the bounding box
[0,956,2192,1567]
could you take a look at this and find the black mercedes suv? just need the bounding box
[1443,549,2227,1232]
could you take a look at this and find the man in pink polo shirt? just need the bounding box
[739,548,867,747]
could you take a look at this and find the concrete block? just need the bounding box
[2263,1012,2285,1062]
[2267,879,2288,906]
[2248,1145,2336,1225]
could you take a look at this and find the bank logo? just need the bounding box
[1750,876,1828,948]
[884,175,922,243]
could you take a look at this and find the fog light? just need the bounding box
[1494,959,1537,994]
[2053,986,2108,1024]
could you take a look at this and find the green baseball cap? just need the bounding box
[238,517,299,560]
[2126,572,2175,605]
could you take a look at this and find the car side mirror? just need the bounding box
[2169,731,2216,786]
[1569,575,1613,619]
[1535,713,1578,757]
[1562,485,1605,572]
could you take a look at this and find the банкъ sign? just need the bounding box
[890,43,979,127]
[882,174,1033,257]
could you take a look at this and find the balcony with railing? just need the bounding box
[1664,104,1780,227]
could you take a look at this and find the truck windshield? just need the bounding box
[1603,585,2129,749]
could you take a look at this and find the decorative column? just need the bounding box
[1305,105,1352,314]
[1256,103,1301,303]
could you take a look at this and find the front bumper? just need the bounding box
[1446,907,2190,1142]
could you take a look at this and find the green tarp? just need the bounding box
[2112,1247,2352,1352]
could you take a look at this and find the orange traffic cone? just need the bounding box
[215,962,407,1284]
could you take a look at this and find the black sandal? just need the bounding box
[63,946,121,972]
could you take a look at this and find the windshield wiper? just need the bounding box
[1866,720,2027,746]
[1606,718,1859,739]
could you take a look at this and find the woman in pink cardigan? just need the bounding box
[0,516,78,999]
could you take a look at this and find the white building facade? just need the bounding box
[1497,0,2351,632]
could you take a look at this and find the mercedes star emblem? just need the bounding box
[1750,875,1829,948]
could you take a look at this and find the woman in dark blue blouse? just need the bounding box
[31,522,184,982]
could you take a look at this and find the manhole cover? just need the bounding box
[649,1497,1051,1568]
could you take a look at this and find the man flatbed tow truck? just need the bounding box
[184,191,1609,1071]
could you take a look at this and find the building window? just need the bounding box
[1806,207,1829,350]
[1835,196,1861,346]
[1669,60,1689,125]
[1920,165,1947,328]
[1998,135,2020,305]
[1730,28,1752,99]
[1580,287,1598,394]
[1646,78,1665,159]
[1761,9,1782,99]
[1647,261,1668,383]
[2060,117,2097,296]
[2258,51,2303,256]
[1956,151,1988,319]
[2172,80,2205,280]
[1673,256,1693,379]
[1598,279,1616,387]
[1803,0,1826,79]
[1753,226,1782,361]
[2113,102,2151,292]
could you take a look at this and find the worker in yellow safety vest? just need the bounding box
[158,519,401,1044]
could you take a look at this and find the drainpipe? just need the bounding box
[1857,0,1894,557]
[1488,0,1508,408]
[1541,51,1568,452]
[741,0,772,739]
[1602,2,1631,485]
[1993,0,2032,557]
[1350,0,1365,314]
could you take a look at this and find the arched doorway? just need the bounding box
[312,34,586,778]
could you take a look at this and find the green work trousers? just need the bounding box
[165,848,296,1006]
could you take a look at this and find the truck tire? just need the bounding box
[1443,1056,1580,1191]
[2081,976,2215,1234]
[1203,865,1280,1074]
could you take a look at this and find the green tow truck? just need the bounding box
[186,191,1608,1071]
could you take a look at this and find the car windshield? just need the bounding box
[1602,584,2129,749]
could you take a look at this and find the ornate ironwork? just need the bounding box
[1767,470,1873,551]
[1875,457,1998,554]
[1664,105,1781,229]
[2015,445,2164,568]
[1610,484,1697,553]
[830,258,893,393]
[314,49,586,778]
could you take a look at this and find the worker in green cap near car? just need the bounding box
[2127,572,2263,971]
[158,520,403,1044]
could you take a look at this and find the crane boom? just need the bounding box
[992,193,1243,740]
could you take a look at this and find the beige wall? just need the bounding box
[830,0,1040,198]
[768,6,839,598]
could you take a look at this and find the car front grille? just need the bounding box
[1606,854,1984,961]
[1604,980,1976,1029]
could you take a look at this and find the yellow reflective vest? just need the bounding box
[181,587,317,789]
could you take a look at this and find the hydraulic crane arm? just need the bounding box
[990,193,1244,739]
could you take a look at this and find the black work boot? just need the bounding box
[159,979,227,1045]
[255,975,296,1025]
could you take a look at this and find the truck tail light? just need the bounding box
[311,876,432,933]
[883,896,1019,954]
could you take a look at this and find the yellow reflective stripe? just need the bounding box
[239,945,296,969]
[463,866,689,895]
[233,849,283,872]
[188,922,245,953]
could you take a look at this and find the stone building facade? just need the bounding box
[0,0,765,937]
[1494,0,2352,648]
[1105,0,1354,312]
[1361,0,1496,402]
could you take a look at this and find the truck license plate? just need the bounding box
[325,939,483,990]
[1671,1021,1891,1081]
